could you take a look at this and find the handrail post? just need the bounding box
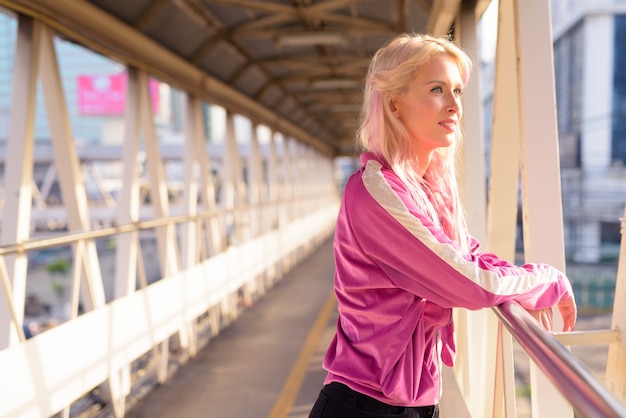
[605,204,626,403]
[486,0,525,415]
[514,0,571,415]
[495,301,626,417]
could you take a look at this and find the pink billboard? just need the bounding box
[77,73,160,115]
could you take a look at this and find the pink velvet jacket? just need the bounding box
[322,152,574,407]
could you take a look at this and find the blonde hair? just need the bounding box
[358,33,472,252]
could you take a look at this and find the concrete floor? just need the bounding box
[124,239,337,418]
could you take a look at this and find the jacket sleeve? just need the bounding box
[343,160,574,311]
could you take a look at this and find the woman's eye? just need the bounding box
[454,89,463,97]
[431,86,443,93]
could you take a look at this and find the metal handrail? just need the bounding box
[493,301,626,418]
[0,193,333,256]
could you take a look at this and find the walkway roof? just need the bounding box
[1,0,492,156]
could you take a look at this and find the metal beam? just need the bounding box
[0,14,39,348]
[514,0,571,416]
[0,0,335,156]
[426,0,462,36]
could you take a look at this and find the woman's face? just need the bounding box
[391,54,463,170]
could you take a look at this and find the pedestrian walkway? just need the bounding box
[121,236,470,418]
[125,238,338,418]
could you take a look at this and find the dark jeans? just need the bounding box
[309,382,439,418]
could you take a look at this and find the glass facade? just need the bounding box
[612,15,626,165]
[0,13,15,142]
[554,21,584,168]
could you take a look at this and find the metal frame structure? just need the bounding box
[477,1,626,417]
[0,0,493,157]
[0,12,340,418]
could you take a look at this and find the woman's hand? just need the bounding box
[526,298,577,332]
[557,297,577,332]
[526,308,554,331]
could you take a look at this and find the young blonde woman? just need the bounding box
[309,33,577,418]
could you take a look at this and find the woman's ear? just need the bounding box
[389,98,399,117]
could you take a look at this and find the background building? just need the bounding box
[552,0,626,263]
[480,1,625,264]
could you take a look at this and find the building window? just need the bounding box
[554,21,583,168]
[612,15,626,165]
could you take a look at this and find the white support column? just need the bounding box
[139,71,180,278]
[309,150,320,202]
[223,111,235,238]
[193,102,223,256]
[494,322,517,418]
[248,122,263,238]
[458,0,487,243]
[285,137,298,223]
[486,0,522,260]
[297,142,306,218]
[314,150,323,199]
[296,143,307,218]
[303,146,314,216]
[257,128,272,235]
[109,67,143,417]
[180,93,204,357]
[138,70,184,383]
[0,15,40,349]
[181,94,201,270]
[515,0,572,416]
[268,130,281,232]
[38,24,106,312]
[223,111,239,246]
[487,0,523,416]
[451,4,493,418]
[114,67,142,299]
[220,111,244,317]
[38,22,116,416]
[605,204,626,403]
[302,145,310,215]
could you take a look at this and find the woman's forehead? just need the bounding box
[414,55,464,83]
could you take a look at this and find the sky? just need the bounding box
[479,1,499,62]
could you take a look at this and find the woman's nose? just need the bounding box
[447,94,461,113]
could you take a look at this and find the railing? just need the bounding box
[0,196,338,342]
[0,195,340,418]
[448,206,626,418]
[0,11,343,417]
[494,301,626,418]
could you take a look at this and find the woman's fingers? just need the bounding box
[558,299,577,332]
[541,309,553,331]
[525,298,577,333]
[526,308,553,331]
